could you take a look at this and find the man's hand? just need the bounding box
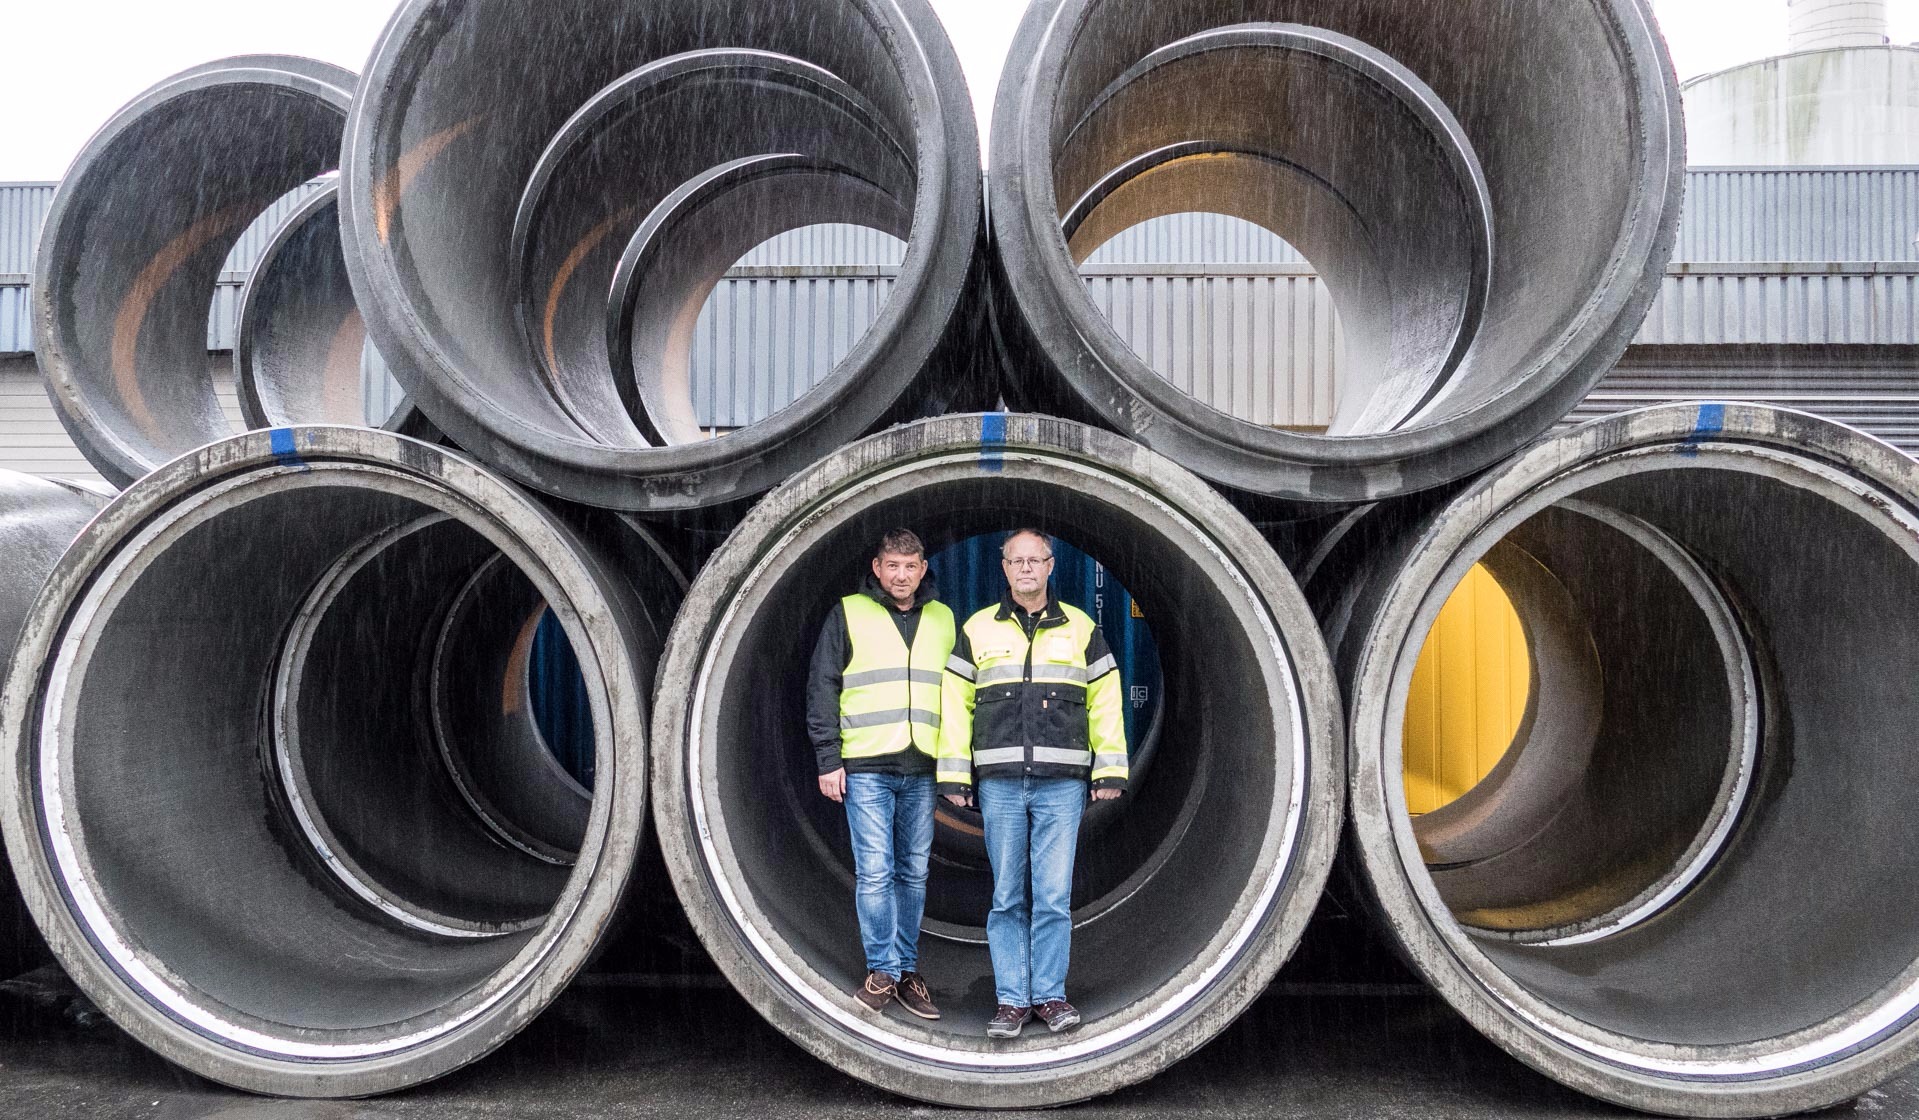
[819,768,847,803]
[1091,787,1121,802]
[942,793,969,807]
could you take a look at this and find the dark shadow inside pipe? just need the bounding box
[58,485,608,1033]
[1416,467,1919,1047]
[704,478,1279,1038]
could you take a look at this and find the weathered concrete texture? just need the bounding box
[0,978,1901,1119]
[1325,403,1919,1116]
[341,0,992,512]
[0,428,680,1097]
[988,0,1684,505]
[30,57,356,487]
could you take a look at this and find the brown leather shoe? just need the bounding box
[1033,999,1082,1033]
[854,970,896,1012]
[986,1003,1032,1038]
[894,971,941,1020]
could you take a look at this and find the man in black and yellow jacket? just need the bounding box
[940,529,1127,1039]
[806,529,969,1022]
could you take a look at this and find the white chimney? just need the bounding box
[1788,0,1891,51]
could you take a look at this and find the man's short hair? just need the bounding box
[875,528,925,560]
[1001,528,1053,557]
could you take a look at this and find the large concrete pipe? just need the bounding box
[0,473,106,979]
[32,57,356,487]
[341,0,990,513]
[988,0,1685,504]
[1319,403,1919,1116]
[0,427,682,1095]
[235,184,432,439]
[650,413,1342,1107]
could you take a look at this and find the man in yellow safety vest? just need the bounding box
[806,528,971,1020]
[940,529,1127,1039]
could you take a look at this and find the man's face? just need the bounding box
[872,550,926,605]
[1001,533,1054,599]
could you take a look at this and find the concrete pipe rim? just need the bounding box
[0,427,649,1097]
[31,58,356,489]
[1346,402,1919,1116]
[649,413,1343,1108]
[340,0,983,511]
[987,0,1685,502]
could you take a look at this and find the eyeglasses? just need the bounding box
[1002,556,1054,569]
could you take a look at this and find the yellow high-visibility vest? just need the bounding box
[838,594,956,765]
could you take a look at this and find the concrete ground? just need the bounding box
[3,972,1915,1120]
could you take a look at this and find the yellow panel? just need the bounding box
[1402,565,1529,815]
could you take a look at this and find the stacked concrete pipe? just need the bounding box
[1312,403,1919,1117]
[31,57,361,486]
[649,413,1343,1107]
[340,0,993,513]
[988,0,1685,505]
[0,427,682,1094]
[0,473,107,979]
[234,184,432,439]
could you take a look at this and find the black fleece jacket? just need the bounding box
[805,571,944,777]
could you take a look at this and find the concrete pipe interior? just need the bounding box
[1353,406,1919,1111]
[991,0,1681,500]
[1,430,660,1094]
[236,183,420,434]
[31,57,356,486]
[655,416,1339,1105]
[344,0,984,510]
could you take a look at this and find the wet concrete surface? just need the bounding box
[4,971,1916,1120]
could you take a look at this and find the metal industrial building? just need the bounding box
[4,3,1919,480]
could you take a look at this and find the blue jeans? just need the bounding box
[977,775,1086,1006]
[844,772,935,978]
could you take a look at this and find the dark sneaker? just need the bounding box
[986,1003,1032,1039]
[855,971,896,1013]
[1033,999,1082,1033]
[894,971,941,1020]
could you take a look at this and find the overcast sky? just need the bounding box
[6,0,1918,181]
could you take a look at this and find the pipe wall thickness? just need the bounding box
[650,413,1343,1107]
[0,427,680,1096]
[0,473,105,978]
[1320,403,1919,1117]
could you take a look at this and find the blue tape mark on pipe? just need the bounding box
[1678,402,1726,458]
[980,412,1007,473]
[268,427,310,470]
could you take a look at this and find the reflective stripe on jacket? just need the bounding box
[941,593,1127,792]
[838,594,971,784]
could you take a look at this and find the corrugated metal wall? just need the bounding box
[1402,564,1529,815]
[1081,267,1340,429]
[4,168,1919,470]
[1678,167,1919,261]
[1639,265,1919,345]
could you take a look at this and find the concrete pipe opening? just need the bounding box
[1338,403,1919,1116]
[235,184,428,437]
[651,414,1341,1107]
[343,0,989,512]
[0,428,678,1096]
[31,56,356,487]
[989,0,1684,503]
